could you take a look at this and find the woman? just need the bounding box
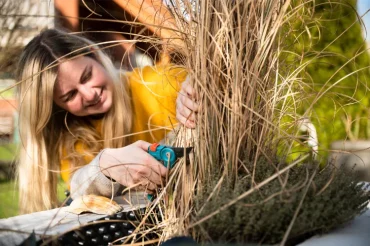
[16,29,197,214]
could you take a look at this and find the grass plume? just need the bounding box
[156,0,370,244]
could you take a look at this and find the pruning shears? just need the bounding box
[147,143,193,200]
[148,143,193,169]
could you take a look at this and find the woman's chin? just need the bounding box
[100,97,112,113]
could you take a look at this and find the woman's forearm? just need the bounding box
[70,150,121,199]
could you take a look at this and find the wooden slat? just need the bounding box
[54,0,79,31]
[113,0,184,49]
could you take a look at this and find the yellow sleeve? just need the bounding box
[60,119,102,184]
[127,65,188,143]
[60,142,95,185]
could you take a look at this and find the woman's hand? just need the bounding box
[99,140,168,193]
[176,77,199,128]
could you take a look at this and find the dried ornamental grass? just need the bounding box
[151,0,370,245]
[159,0,294,237]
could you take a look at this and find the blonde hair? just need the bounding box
[16,29,132,213]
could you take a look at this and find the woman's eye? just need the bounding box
[81,67,92,83]
[63,90,77,102]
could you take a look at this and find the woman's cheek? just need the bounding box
[68,101,83,115]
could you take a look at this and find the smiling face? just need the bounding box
[53,56,113,117]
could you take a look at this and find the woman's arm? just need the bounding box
[69,150,121,199]
[70,140,168,199]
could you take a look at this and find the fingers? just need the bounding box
[177,111,196,128]
[124,175,158,194]
[179,93,199,112]
[133,141,172,176]
[143,182,157,193]
[149,157,169,180]
[176,77,199,128]
[119,162,164,187]
[133,140,151,151]
[176,94,197,128]
[138,180,158,194]
[182,77,198,99]
[102,142,173,195]
[181,82,197,99]
[177,100,196,121]
[179,79,199,112]
[133,141,169,178]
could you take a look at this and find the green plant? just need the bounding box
[285,0,370,147]
[194,157,369,245]
[0,143,17,163]
[341,108,370,140]
[0,179,69,219]
[0,181,18,218]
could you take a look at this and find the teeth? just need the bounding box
[92,96,101,105]
[85,88,103,107]
[93,89,103,104]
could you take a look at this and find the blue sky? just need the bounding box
[357,0,370,39]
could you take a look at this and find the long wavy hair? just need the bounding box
[16,29,132,213]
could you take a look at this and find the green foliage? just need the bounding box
[308,0,370,141]
[194,157,369,245]
[0,181,18,218]
[0,143,17,162]
[281,0,370,156]
[0,180,68,219]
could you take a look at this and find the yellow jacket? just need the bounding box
[60,65,187,183]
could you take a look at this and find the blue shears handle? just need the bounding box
[147,143,177,168]
[147,143,192,200]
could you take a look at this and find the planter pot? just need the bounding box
[299,205,370,246]
[329,140,370,181]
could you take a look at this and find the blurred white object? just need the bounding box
[134,50,154,67]
[298,118,319,160]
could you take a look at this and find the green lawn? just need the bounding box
[0,181,18,218]
[0,143,17,162]
[0,180,68,219]
[0,142,19,218]
[0,142,69,219]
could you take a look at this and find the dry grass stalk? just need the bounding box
[156,0,295,240]
[154,0,369,244]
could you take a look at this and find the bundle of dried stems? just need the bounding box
[1,0,369,245]
[147,0,369,244]
[162,0,291,231]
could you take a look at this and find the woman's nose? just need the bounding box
[79,85,98,103]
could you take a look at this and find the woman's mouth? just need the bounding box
[90,97,101,106]
[87,88,104,107]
